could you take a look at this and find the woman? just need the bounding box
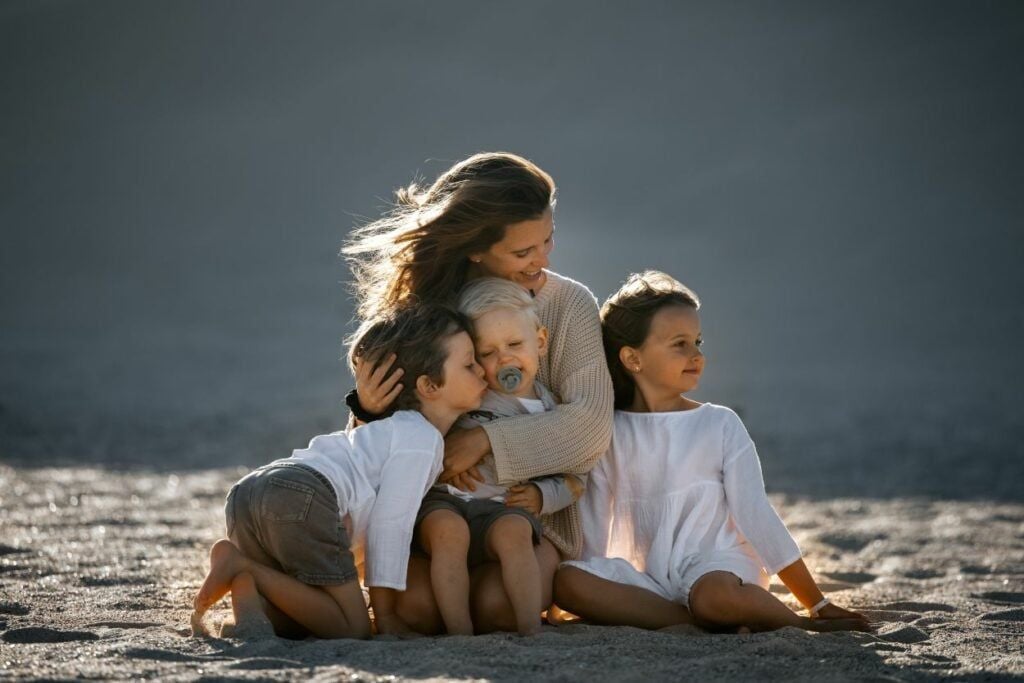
[343,152,614,633]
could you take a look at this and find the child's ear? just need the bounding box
[536,326,549,358]
[619,347,641,373]
[415,374,440,402]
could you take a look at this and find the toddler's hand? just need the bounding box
[505,484,542,515]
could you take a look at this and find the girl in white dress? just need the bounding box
[554,271,869,633]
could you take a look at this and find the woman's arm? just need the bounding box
[484,285,614,483]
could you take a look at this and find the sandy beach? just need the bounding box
[2,464,1022,681]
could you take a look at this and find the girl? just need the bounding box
[554,271,870,633]
[342,152,614,634]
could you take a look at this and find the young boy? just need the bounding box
[415,278,587,636]
[191,304,487,639]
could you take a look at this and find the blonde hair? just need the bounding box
[457,277,541,330]
[342,152,555,320]
[601,271,700,409]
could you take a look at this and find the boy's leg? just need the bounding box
[483,514,542,635]
[197,539,370,639]
[418,509,473,635]
[688,571,866,633]
[553,565,693,629]
[226,572,274,638]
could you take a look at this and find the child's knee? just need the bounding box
[487,515,535,556]
[420,510,470,555]
[688,571,743,621]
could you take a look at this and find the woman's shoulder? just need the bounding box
[536,270,599,314]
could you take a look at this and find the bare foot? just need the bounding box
[545,605,580,626]
[227,572,275,639]
[193,539,247,616]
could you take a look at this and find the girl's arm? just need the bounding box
[482,286,614,483]
[720,412,803,577]
[722,412,868,622]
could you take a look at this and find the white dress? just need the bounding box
[563,403,801,607]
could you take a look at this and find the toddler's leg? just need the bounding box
[688,571,866,633]
[484,515,542,636]
[553,566,693,629]
[419,510,473,635]
[195,539,370,639]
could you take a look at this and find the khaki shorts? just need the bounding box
[413,489,542,567]
[225,462,358,585]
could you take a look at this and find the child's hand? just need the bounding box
[505,484,542,515]
[354,353,404,416]
[817,602,870,625]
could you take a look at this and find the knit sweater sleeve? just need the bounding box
[483,276,614,484]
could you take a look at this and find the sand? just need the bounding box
[2,464,1022,681]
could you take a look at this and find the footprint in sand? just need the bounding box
[84,621,163,629]
[877,624,930,644]
[79,576,152,587]
[1,627,100,643]
[817,532,887,553]
[822,571,877,584]
[0,601,30,616]
[902,568,944,579]
[880,601,956,613]
[979,608,1024,622]
[974,591,1024,605]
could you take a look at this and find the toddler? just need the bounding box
[416,277,586,635]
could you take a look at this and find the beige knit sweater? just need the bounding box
[481,269,614,559]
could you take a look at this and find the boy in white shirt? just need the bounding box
[415,278,586,636]
[191,304,487,639]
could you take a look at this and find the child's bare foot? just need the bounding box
[225,572,274,639]
[193,539,247,616]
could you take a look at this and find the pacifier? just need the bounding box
[496,366,523,393]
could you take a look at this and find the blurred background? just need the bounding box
[2,1,1022,500]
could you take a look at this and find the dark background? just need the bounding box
[2,1,1022,499]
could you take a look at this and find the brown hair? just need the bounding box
[600,271,701,410]
[347,303,472,413]
[343,152,556,320]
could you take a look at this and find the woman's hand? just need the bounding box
[441,427,490,487]
[505,484,542,516]
[354,353,404,416]
[817,602,870,624]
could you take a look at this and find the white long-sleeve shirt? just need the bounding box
[569,403,801,603]
[277,410,443,590]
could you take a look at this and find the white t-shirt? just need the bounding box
[278,410,443,590]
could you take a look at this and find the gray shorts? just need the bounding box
[413,489,542,567]
[225,462,358,586]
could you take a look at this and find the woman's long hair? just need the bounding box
[343,152,555,320]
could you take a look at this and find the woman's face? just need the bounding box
[472,208,554,291]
